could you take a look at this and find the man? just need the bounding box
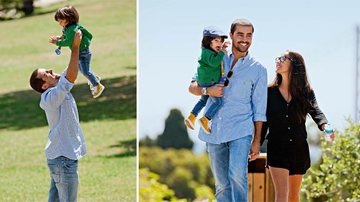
[29,30,86,202]
[189,19,267,201]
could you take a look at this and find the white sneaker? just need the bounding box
[92,83,105,98]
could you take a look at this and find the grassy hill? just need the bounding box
[0,0,136,201]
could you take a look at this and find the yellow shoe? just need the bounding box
[92,83,105,98]
[184,113,196,130]
[199,116,211,134]
[88,76,101,89]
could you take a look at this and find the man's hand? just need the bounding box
[188,81,224,97]
[249,121,263,161]
[72,30,82,47]
[207,84,224,97]
[249,141,260,161]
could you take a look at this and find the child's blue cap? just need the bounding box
[203,26,228,38]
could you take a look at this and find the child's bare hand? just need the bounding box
[49,36,58,44]
[221,41,231,53]
[222,41,230,49]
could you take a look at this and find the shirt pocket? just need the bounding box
[234,80,252,102]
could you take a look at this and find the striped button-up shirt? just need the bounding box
[40,71,86,160]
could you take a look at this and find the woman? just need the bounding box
[261,51,335,202]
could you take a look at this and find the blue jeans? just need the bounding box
[79,48,99,87]
[191,82,223,119]
[47,156,79,202]
[206,135,252,202]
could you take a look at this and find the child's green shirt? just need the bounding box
[197,48,224,84]
[56,23,93,51]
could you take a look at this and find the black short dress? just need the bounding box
[261,86,328,175]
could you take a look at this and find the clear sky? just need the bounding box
[139,0,360,152]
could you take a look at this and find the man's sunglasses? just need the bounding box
[224,70,233,87]
[275,56,294,63]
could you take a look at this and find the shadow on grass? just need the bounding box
[0,75,136,130]
[105,138,136,158]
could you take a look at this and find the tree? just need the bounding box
[0,0,33,20]
[139,147,215,201]
[21,0,33,15]
[156,109,194,149]
[139,135,156,147]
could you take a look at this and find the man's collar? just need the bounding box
[228,50,251,62]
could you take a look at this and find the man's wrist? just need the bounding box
[201,87,207,95]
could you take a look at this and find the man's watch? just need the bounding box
[201,87,207,95]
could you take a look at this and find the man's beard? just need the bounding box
[233,41,250,53]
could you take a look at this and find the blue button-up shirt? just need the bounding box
[40,71,86,160]
[198,52,268,144]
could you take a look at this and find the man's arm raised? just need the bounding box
[66,30,82,83]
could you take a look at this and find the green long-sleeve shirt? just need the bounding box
[56,23,93,51]
[197,48,224,84]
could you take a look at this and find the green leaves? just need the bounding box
[303,120,360,201]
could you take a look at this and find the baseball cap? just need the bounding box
[203,26,228,38]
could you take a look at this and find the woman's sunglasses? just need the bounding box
[275,56,294,63]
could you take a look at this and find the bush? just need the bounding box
[140,147,215,200]
[167,167,196,200]
[139,168,181,202]
[0,0,33,20]
[302,120,360,201]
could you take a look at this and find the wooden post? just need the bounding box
[248,153,275,202]
[248,173,253,202]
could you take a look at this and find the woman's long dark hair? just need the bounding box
[271,51,312,123]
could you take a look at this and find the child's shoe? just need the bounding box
[184,113,196,130]
[88,76,102,89]
[92,83,105,98]
[199,116,211,134]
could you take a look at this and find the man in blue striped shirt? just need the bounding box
[29,30,85,202]
[189,19,267,202]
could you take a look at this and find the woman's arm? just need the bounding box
[308,90,328,130]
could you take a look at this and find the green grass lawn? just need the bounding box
[0,0,136,201]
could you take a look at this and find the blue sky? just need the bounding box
[139,0,360,152]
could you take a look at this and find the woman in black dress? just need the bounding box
[261,51,335,202]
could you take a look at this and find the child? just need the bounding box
[49,5,105,98]
[185,26,229,134]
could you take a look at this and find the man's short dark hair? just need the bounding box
[29,69,45,93]
[54,5,79,26]
[230,18,254,34]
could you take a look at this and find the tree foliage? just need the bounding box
[139,168,186,202]
[139,135,157,147]
[302,120,360,201]
[0,0,33,20]
[140,147,215,201]
[156,109,194,149]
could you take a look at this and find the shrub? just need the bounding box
[302,121,360,201]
